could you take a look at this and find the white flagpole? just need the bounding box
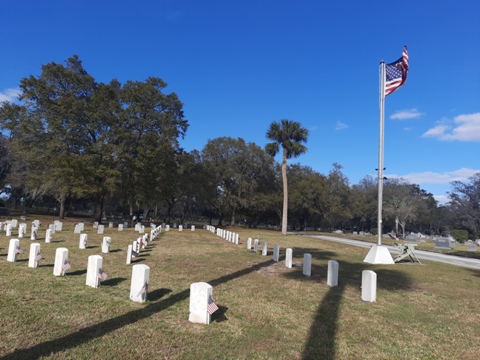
[377,61,386,246]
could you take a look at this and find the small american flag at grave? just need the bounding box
[98,268,108,281]
[61,260,71,274]
[207,301,219,315]
[35,252,43,261]
[137,282,148,297]
[15,246,24,254]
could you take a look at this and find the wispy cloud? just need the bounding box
[0,88,21,103]
[422,112,480,141]
[334,121,348,131]
[390,168,480,185]
[390,108,423,120]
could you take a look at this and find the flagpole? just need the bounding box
[377,60,386,246]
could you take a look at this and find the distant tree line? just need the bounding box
[1,56,479,240]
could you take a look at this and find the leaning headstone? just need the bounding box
[45,229,52,243]
[7,239,22,262]
[327,260,339,287]
[285,248,293,268]
[273,244,280,262]
[262,242,268,256]
[189,282,214,325]
[79,234,88,249]
[126,244,133,264]
[97,225,104,234]
[247,238,252,250]
[303,253,312,277]
[361,270,377,302]
[130,264,150,303]
[102,236,111,253]
[28,243,42,268]
[53,248,69,276]
[86,255,103,288]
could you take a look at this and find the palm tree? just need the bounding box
[265,119,308,235]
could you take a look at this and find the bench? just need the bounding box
[393,243,422,264]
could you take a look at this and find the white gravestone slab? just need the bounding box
[93,222,99,228]
[45,229,52,243]
[303,253,312,277]
[53,248,69,276]
[285,248,293,268]
[130,264,150,303]
[6,224,12,237]
[7,239,21,262]
[126,244,133,264]
[327,260,339,287]
[74,224,81,234]
[253,239,259,253]
[273,244,280,262]
[132,240,140,257]
[118,224,124,231]
[31,226,38,240]
[108,222,113,228]
[86,255,103,288]
[362,270,377,302]
[19,223,27,238]
[97,225,104,234]
[33,220,41,228]
[189,282,214,325]
[28,243,41,268]
[179,225,183,232]
[79,234,88,249]
[191,225,195,232]
[235,233,239,245]
[78,223,84,232]
[48,224,55,234]
[54,221,63,231]
[247,238,252,250]
[262,242,268,256]
[102,236,111,253]
[11,219,18,228]
[165,225,170,232]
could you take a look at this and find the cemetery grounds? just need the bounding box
[0,216,479,359]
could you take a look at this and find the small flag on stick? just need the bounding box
[15,246,24,255]
[61,260,71,275]
[207,301,219,315]
[137,282,148,297]
[35,252,43,262]
[98,268,108,282]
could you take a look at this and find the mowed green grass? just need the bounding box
[0,217,479,360]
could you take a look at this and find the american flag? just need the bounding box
[385,46,409,96]
[207,301,219,315]
[15,246,24,254]
[61,260,71,274]
[98,268,108,281]
[137,282,148,297]
[35,252,43,261]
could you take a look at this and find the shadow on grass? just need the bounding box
[282,247,412,360]
[0,259,275,360]
[101,277,128,286]
[66,269,87,276]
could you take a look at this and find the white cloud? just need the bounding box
[422,112,480,141]
[390,108,423,120]
[393,168,480,185]
[334,121,348,131]
[0,88,21,103]
[433,195,450,205]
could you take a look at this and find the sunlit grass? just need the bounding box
[0,216,479,359]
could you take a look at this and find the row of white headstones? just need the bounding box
[206,224,377,303]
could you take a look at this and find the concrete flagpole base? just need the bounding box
[364,244,395,264]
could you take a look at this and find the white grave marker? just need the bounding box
[247,238,252,250]
[86,255,103,288]
[7,239,22,262]
[102,236,111,253]
[285,248,293,268]
[327,260,339,287]
[126,244,133,264]
[79,234,88,249]
[361,270,377,302]
[28,243,41,268]
[53,248,69,276]
[262,242,268,256]
[189,282,216,325]
[45,229,52,243]
[273,244,280,262]
[303,253,312,277]
[130,264,150,303]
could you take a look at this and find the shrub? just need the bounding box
[449,229,469,243]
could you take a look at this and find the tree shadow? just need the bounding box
[0,259,274,360]
[280,247,412,360]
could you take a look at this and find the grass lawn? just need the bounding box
[1,216,479,359]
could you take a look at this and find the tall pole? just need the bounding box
[377,61,386,246]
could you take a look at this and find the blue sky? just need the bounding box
[1,0,479,204]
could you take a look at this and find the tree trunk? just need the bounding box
[230,206,236,226]
[59,200,65,219]
[281,147,288,236]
